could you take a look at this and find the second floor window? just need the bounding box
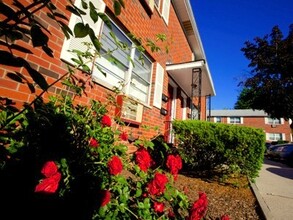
[229,117,241,124]
[267,117,281,125]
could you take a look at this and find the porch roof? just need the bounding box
[166,60,215,97]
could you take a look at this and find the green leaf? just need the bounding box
[113,0,121,15]
[116,175,128,185]
[123,186,129,193]
[143,198,151,209]
[66,5,86,16]
[119,203,126,213]
[60,23,72,39]
[89,29,101,51]
[98,12,112,29]
[71,58,82,65]
[89,2,99,23]
[81,0,88,9]
[98,206,107,217]
[138,202,144,209]
[81,64,91,72]
[74,22,89,38]
[118,0,125,8]
[135,189,142,197]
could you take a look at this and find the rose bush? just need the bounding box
[0,94,231,219]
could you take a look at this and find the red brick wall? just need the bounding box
[219,117,292,142]
[0,0,196,146]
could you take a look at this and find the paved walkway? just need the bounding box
[252,158,293,220]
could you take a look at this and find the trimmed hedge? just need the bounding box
[172,120,265,180]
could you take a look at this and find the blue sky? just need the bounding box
[191,0,293,109]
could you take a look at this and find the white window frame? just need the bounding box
[153,63,164,108]
[60,0,106,67]
[161,0,170,25]
[92,17,153,105]
[267,133,283,141]
[228,116,243,124]
[266,117,282,125]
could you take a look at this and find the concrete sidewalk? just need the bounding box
[251,159,293,220]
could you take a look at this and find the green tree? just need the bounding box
[234,88,254,109]
[240,24,293,128]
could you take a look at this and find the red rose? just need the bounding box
[108,156,123,175]
[221,215,230,220]
[35,172,61,193]
[147,172,168,195]
[100,190,111,207]
[166,154,182,180]
[188,192,208,220]
[153,202,164,213]
[89,137,99,148]
[41,161,58,178]
[101,115,111,127]
[119,131,128,141]
[135,147,152,172]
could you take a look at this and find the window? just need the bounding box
[161,0,170,24]
[215,117,222,123]
[268,133,283,141]
[267,117,281,125]
[228,117,241,124]
[93,18,153,104]
[191,105,198,120]
[154,0,160,8]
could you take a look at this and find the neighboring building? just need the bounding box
[208,109,292,143]
[0,1,215,150]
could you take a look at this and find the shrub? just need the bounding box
[172,120,265,180]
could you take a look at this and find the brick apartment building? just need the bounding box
[0,0,215,148]
[208,109,292,143]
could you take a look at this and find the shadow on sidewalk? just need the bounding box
[263,158,293,180]
[266,167,293,180]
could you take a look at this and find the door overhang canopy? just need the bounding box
[166,60,215,98]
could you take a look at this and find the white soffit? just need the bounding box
[166,61,215,97]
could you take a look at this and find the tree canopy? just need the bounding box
[234,88,254,109]
[239,24,293,123]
